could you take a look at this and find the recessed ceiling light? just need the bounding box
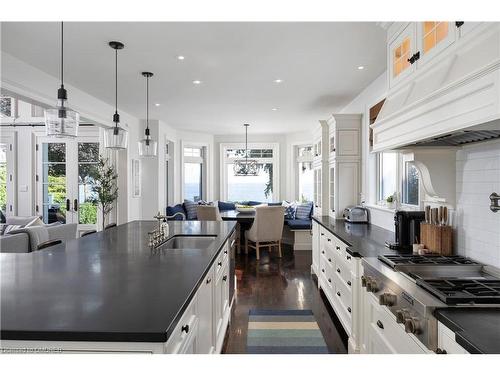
[272,108,278,111]
[192,80,202,85]
[155,103,161,107]
[274,79,283,83]
[357,66,365,70]
[177,55,185,60]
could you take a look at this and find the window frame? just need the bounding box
[181,142,209,202]
[0,131,17,217]
[294,143,314,202]
[376,151,421,209]
[165,139,175,207]
[220,142,280,202]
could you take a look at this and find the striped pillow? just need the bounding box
[183,200,199,220]
[295,202,313,220]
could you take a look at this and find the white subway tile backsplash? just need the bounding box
[456,141,500,268]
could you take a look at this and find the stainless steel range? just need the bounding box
[362,254,500,352]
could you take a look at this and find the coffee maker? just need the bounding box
[385,210,425,251]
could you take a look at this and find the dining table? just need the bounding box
[219,209,256,224]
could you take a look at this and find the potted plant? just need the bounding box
[386,193,395,209]
[90,157,119,231]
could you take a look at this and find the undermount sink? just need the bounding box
[160,235,217,250]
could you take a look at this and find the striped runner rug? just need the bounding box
[246,309,329,354]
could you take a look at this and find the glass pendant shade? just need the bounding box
[104,125,128,149]
[45,100,79,138]
[138,137,158,157]
[233,123,259,176]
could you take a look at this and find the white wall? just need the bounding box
[338,71,394,230]
[456,140,500,267]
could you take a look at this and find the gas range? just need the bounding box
[362,255,500,351]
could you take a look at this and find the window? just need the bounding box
[295,145,313,202]
[221,143,279,203]
[377,152,421,208]
[77,142,99,225]
[378,152,398,202]
[183,145,205,201]
[165,141,174,206]
[31,104,45,118]
[402,156,420,206]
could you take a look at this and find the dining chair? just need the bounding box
[244,206,285,260]
[196,206,222,221]
[105,223,117,230]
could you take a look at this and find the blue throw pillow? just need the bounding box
[267,202,282,206]
[218,201,236,212]
[166,204,186,220]
[284,205,296,220]
[183,200,199,220]
[247,201,262,206]
[295,202,313,220]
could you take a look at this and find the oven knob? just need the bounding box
[396,309,410,324]
[404,317,421,334]
[367,279,379,293]
[379,292,397,306]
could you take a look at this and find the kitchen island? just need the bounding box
[0,220,236,353]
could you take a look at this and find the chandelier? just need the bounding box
[233,124,259,176]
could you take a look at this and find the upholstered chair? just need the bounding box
[244,206,285,260]
[196,206,223,221]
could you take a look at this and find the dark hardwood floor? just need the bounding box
[222,245,348,354]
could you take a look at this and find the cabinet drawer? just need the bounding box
[165,296,198,354]
[437,322,469,354]
[215,245,229,279]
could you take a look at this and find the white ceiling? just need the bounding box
[1,22,386,134]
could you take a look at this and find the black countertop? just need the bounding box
[435,308,500,354]
[312,216,398,258]
[0,220,236,342]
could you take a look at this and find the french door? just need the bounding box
[36,135,100,234]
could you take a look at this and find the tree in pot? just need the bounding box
[90,157,119,231]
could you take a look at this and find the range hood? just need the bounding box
[372,24,500,152]
[403,120,500,147]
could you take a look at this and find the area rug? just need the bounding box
[246,309,329,354]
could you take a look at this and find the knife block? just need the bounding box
[420,223,453,255]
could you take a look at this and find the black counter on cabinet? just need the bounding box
[0,220,236,343]
[435,308,500,354]
[312,216,399,258]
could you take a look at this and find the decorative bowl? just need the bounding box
[235,205,256,213]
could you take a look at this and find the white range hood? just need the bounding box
[372,23,500,152]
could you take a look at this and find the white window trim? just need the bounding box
[291,142,313,202]
[220,142,280,202]
[181,141,210,202]
[0,130,17,216]
[165,138,175,207]
[376,151,422,210]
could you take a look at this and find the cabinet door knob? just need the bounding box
[347,280,352,286]
[337,291,341,297]
[328,278,332,283]
[376,320,384,330]
[327,238,331,242]
[181,324,189,334]
[346,255,351,260]
[206,278,212,284]
[328,258,332,262]
[322,269,325,273]
[223,275,227,282]
[320,233,324,236]
[435,348,448,354]
[337,268,340,273]
[336,246,340,251]
[321,250,325,254]
[347,307,351,314]
[218,262,222,266]
[455,21,464,28]
[224,250,228,254]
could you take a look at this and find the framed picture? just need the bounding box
[132,159,141,197]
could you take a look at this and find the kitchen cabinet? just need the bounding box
[416,22,456,68]
[311,221,320,275]
[197,267,215,354]
[388,23,416,88]
[312,121,330,216]
[313,166,323,216]
[326,115,361,219]
[437,322,469,354]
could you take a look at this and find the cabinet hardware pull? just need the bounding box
[320,233,324,236]
[322,269,325,273]
[328,258,331,262]
[223,275,227,281]
[455,21,464,28]
[218,262,222,266]
[328,278,332,283]
[181,324,189,334]
[336,246,340,250]
[347,307,351,313]
[435,348,447,354]
[337,291,341,297]
[337,268,340,273]
[346,255,351,260]
[408,51,421,65]
[206,278,212,284]
[224,250,228,254]
[66,199,70,212]
[73,199,78,212]
[321,250,325,254]
[376,320,384,329]
[327,238,331,242]
[347,281,351,286]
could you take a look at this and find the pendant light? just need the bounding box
[104,41,128,150]
[138,72,157,157]
[233,124,258,176]
[45,22,79,138]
